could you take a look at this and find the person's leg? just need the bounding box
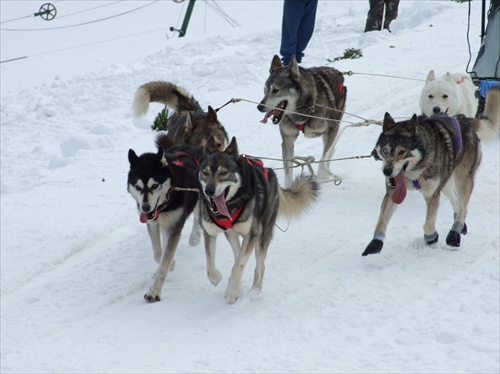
[364,0,384,32]
[296,0,318,63]
[383,0,399,30]
[280,0,306,65]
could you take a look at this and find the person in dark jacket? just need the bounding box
[280,0,318,65]
[364,0,400,32]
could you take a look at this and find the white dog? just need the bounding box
[419,70,478,117]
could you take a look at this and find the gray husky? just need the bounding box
[133,81,229,150]
[364,87,500,256]
[257,55,347,187]
[198,136,319,304]
[127,134,202,302]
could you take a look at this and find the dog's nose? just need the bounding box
[141,203,151,212]
[204,187,215,197]
[433,106,442,114]
[257,103,265,112]
[383,167,393,177]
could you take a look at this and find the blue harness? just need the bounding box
[412,115,462,190]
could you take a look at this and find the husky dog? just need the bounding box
[133,81,229,149]
[198,136,319,304]
[127,134,202,302]
[364,87,500,256]
[257,55,347,187]
[419,70,478,117]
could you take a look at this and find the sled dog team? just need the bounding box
[128,55,500,304]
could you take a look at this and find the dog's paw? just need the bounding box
[250,286,262,296]
[189,230,201,246]
[224,286,240,305]
[362,239,383,256]
[446,230,461,247]
[317,169,342,185]
[424,231,439,245]
[144,291,161,303]
[208,269,222,287]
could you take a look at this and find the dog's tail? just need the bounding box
[155,133,176,151]
[133,81,202,117]
[277,175,319,221]
[476,86,500,142]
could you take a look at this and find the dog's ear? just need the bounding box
[444,72,453,81]
[225,137,238,156]
[288,56,300,80]
[406,114,418,136]
[382,112,396,132]
[204,136,220,154]
[128,149,140,166]
[206,106,218,123]
[270,55,282,73]
[156,147,169,166]
[184,112,195,134]
[371,147,381,161]
[426,70,436,83]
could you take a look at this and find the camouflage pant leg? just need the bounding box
[383,0,400,29]
[364,0,400,32]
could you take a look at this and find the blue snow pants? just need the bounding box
[280,0,318,65]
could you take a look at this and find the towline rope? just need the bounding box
[340,70,425,82]
[215,97,383,127]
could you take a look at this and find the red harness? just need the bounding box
[296,82,345,133]
[172,152,199,171]
[208,156,269,231]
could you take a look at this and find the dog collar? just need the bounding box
[209,205,245,231]
[412,167,427,190]
[149,190,173,220]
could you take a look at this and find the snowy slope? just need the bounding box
[1,1,499,373]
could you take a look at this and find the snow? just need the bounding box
[1,1,499,373]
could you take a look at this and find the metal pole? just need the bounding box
[480,0,486,42]
[179,0,196,37]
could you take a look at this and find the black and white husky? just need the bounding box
[198,136,319,304]
[127,134,202,302]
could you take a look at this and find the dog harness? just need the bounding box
[429,115,463,156]
[208,156,269,231]
[295,80,345,133]
[172,152,199,171]
[412,116,462,190]
[412,167,427,190]
[147,152,199,222]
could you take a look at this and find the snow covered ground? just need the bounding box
[1,1,499,372]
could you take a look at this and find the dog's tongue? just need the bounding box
[391,169,407,204]
[212,193,232,220]
[260,109,279,124]
[140,213,148,224]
